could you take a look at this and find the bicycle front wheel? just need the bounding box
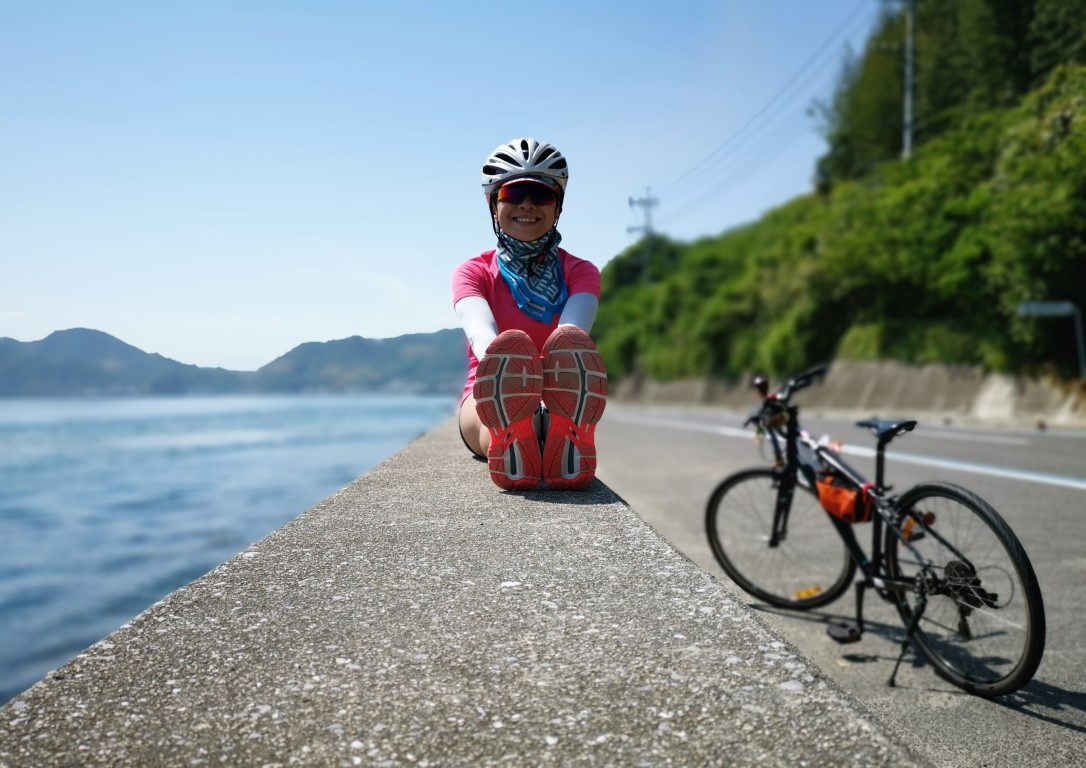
[886,482,1046,698]
[705,468,856,609]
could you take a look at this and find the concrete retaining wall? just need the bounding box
[614,362,1086,429]
[0,421,929,767]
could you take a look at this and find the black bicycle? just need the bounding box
[704,364,1046,698]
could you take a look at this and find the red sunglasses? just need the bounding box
[496,183,558,206]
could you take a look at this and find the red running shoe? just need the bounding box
[541,326,608,490]
[473,330,544,490]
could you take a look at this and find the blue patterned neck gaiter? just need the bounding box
[495,229,568,323]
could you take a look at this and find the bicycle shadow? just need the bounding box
[750,602,1086,734]
[998,680,1086,734]
[750,602,910,645]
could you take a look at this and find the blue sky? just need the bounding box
[2,1,883,370]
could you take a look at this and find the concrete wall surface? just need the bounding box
[614,361,1086,429]
[0,421,930,767]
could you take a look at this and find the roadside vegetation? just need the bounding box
[595,0,1086,383]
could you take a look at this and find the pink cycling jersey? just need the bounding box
[452,247,601,402]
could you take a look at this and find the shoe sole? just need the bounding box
[473,330,543,490]
[541,327,608,490]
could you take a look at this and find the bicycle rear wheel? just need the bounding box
[705,468,856,609]
[886,482,1046,698]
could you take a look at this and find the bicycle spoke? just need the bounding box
[887,483,1045,697]
[706,469,855,610]
[709,366,1043,699]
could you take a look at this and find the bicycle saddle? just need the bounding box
[855,419,918,442]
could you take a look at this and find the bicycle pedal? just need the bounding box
[826,620,863,644]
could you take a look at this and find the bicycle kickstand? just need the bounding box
[827,581,867,644]
[889,592,926,688]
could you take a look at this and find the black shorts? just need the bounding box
[459,418,486,459]
[460,403,547,460]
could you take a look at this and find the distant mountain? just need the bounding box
[254,330,467,394]
[0,328,468,397]
[0,329,250,396]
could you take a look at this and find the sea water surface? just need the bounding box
[0,394,456,704]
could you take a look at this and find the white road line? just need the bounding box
[888,428,1030,447]
[835,444,1086,491]
[607,410,1086,492]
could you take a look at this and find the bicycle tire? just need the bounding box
[886,482,1046,698]
[705,468,856,609]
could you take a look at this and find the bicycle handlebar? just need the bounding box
[780,363,829,400]
[743,363,829,428]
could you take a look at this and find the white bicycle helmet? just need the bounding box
[481,138,569,201]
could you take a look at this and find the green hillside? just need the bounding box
[596,62,1086,384]
[254,330,466,394]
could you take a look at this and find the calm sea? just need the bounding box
[0,394,457,705]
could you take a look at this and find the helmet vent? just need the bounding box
[481,138,568,195]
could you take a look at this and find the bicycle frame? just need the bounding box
[763,413,902,581]
[759,399,991,648]
[719,366,1046,695]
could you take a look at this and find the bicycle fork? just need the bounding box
[769,473,796,548]
[767,406,806,547]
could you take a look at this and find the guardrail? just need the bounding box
[0,421,928,766]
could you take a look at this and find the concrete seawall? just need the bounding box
[614,361,1086,429]
[0,421,929,767]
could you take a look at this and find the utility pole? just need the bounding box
[627,189,659,282]
[627,188,658,237]
[903,0,915,159]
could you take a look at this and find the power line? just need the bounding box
[659,117,805,229]
[658,0,874,194]
[638,1,883,234]
[661,42,848,216]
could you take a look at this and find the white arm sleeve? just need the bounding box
[557,292,599,333]
[454,295,499,360]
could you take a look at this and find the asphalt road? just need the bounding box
[596,403,1086,768]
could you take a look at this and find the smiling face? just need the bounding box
[493,181,559,242]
